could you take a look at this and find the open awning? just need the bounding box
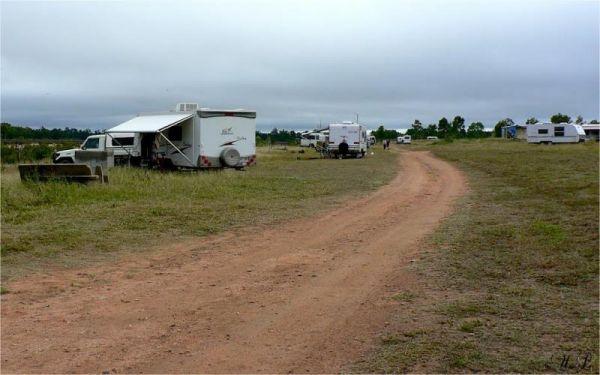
[107,113,193,133]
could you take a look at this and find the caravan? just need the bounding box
[105,103,256,169]
[327,122,368,158]
[526,123,586,144]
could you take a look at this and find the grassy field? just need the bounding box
[1,147,397,280]
[357,139,599,373]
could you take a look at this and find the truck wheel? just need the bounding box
[55,157,74,164]
[220,148,241,168]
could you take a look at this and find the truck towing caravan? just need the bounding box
[327,122,368,158]
[54,103,257,169]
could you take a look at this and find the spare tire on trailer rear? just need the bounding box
[220,147,241,168]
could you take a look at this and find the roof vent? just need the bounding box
[175,103,199,112]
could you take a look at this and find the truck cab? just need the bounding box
[53,135,103,163]
[300,132,328,148]
[53,134,140,164]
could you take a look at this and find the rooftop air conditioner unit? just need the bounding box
[175,103,199,112]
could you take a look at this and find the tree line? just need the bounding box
[1,123,100,140]
[4,112,598,144]
[376,112,599,140]
[255,128,301,145]
[373,116,490,140]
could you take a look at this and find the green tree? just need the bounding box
[425,124,438,137]
[409,119,424,139]
[467,122,485,138]
[451,116,466,137]
[575,115,584,124]
[525,117,539,124]
[550,113,571,124]
[494,118,514,137]
[373,125,399,141]
[438,117,450,138]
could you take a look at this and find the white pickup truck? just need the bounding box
[53,133,140,165]
[300,132,327,147]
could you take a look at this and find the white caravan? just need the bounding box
[397,135,412,144]
[328,122,368,158]
[106,103,256,169]
[53,133,141,165]
[526,123,586,144]
[300,132,327,147]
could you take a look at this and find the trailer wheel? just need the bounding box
[220,148,241,168]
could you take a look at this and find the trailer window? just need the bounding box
[112,137,134,146]
[554,126,565,137]
[168,126,183,141]
[83,137,99,149]
[538,129,548,135]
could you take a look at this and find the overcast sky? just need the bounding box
[1,0,598,131]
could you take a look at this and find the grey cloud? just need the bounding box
[1,0,598,131]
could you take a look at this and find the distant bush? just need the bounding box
[256,129,300,146]
[1,141,80,164]
[1,123,99,141]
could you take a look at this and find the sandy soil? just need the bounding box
[1,151,466,374]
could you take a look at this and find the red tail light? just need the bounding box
[200,155,212,167]
[246,154,257,166]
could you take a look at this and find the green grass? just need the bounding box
[391,290,418,302]
[1,147,397,279]
[357,139,599,373]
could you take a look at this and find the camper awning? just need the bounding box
[107,114,193,133]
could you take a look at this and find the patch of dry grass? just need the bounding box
[357,139,598,373]
[1,146,397,279]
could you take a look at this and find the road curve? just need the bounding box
[1,151,466,373]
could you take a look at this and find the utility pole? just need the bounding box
[355,113,359,124]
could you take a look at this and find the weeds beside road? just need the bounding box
[1,147,397,280]
[358,139,599,373]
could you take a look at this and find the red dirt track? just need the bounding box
[1,151,466,373]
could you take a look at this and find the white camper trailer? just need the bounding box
[107,103,256,169]
[397,135,412,144]
[526,123,586,144]
[328,122,368,158]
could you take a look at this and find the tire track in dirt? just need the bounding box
[1,151,466,373]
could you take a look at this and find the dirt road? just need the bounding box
[1,151,466,373]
